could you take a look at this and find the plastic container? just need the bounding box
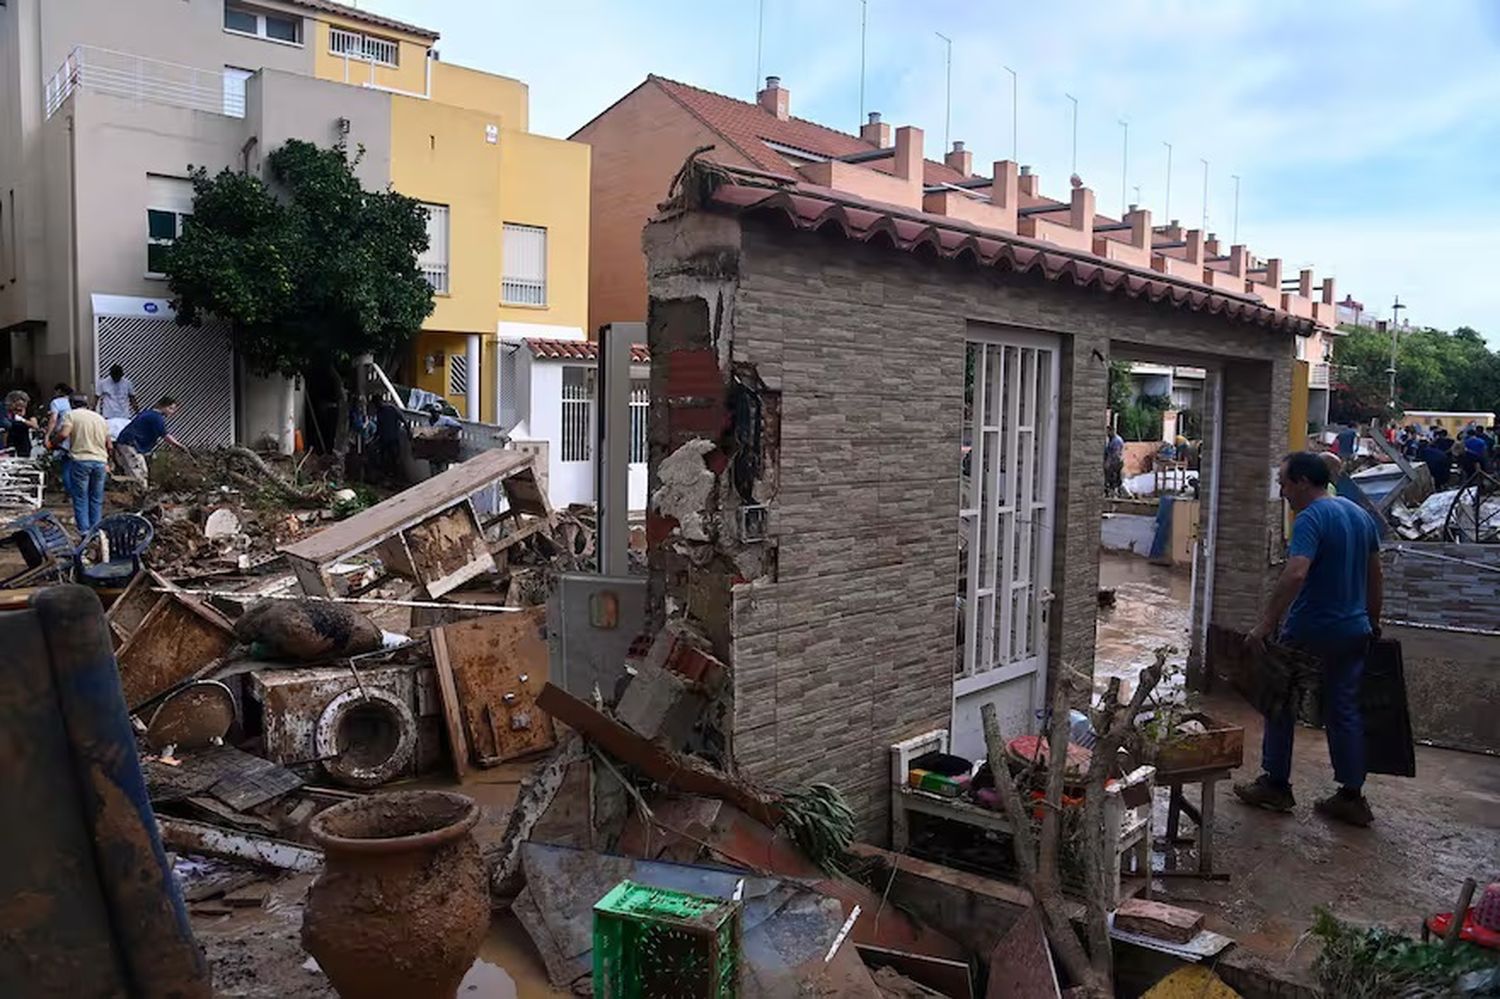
[593,880,740,998]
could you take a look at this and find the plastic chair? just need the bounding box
[74,513,154,588]
[1,511,76,586]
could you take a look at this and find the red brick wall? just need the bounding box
[571,82,752,335]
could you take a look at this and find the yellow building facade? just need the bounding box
[309,10,590,422]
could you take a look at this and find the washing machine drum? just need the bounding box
[315,688,418,788]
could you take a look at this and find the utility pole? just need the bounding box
[1004,65,1017,160]
[1118,119,1128,214]
[1199,158,1209,233]
[755,0,765,96]
[1231,174,1241,245]
[1162,141,1172,221]
[858,0,867,124]
[936,32,952,152]
[1388,296,1406,409]
[1065,93,1078,175]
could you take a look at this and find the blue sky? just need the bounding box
[357,0,1500,341]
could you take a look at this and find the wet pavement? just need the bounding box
[1097,551,1500,982]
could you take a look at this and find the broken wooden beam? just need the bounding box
[157,817,322,872]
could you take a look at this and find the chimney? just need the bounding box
[990,160,1019,211]
[944,140,973,176]
[1320,276,1336,306]
[1069,184,1095,240]
[1263,258,1283,289]
[1124,204,1151,249]
[1184,229,1204,266]
[1018,164,1039,198]
[757,76,789,120]
[1298,268,1314,299]
[860,111,892,148]
[894,125,923,183]
[1228,244,1247,278]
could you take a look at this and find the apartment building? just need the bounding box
[0,0,587,447]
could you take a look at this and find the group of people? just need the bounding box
[0,365,185,532]
[1396,423,1497,489]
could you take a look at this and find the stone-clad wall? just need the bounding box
[645,209,1295,840]
[1382,542,1500,631]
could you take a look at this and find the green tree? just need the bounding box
[164,139,434,451]
[1330,321,1500,424]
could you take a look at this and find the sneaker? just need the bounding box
[1232,775,1296,813]
[1314,790,1374,828]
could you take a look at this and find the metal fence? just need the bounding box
[45,46,241,120]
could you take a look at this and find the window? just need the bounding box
[629,379,649,464]
[418,203,449,294]
[146,175,193,277]
[329,26,399,66]
[502,223,546,306]
[224,3,302,44]
[561,366,593,462]
[223,66,252,117]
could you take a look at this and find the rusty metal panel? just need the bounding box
[438,607,556,765]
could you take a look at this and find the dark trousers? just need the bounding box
[1261,636,1368,791]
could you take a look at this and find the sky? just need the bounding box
[355,0,1500,342]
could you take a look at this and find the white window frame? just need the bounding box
[560,365,594,462]
[628,378,649,464]
[222,66,252,118]
[146,176,194,280]
[418,203,450,295]
[329,26,399,67]
[223,3,303,46]
[502,222,547,307]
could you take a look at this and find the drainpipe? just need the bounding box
[66,113,81,388]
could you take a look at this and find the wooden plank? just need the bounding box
[116,593,236,710]
[429,627,470,777]
[536,682,782,826]
[405,501,495,598]
[107,569,174,642]
[438,607,555,765]
[280,449,535,564]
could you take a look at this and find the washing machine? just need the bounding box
[249,665,442,787]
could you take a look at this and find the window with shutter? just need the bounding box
[418,204,450,293]
[502,223,547,306]
[146,175,194,277]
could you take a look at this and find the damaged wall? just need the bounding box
[644,207,1296,841]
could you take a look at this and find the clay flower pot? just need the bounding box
[302,790,488,999]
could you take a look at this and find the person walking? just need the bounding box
[53,394,111,533]
[94,364,139,423]
[113,396,185,482]
[1234,451,1383,827]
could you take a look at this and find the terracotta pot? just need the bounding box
[302,790,487,999]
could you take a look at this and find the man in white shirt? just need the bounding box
[94,364,139,428]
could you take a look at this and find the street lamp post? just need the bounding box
[1387,295,1406,410]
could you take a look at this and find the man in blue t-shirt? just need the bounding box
[113,396,185,482]
[1234,451,1383,827]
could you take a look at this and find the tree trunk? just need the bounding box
[329,362,350,478]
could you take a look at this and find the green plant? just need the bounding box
[777,782,855,873]
[1309,907,1496,998]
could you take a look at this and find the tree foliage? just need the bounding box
[1330,322,1500,424]
[164,139,434,379]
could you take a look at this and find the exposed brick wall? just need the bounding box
[646,209,1296,841]
[571,82,755,334]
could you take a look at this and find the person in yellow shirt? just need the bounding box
[53,394,112,532]
[1320,452,1343,498]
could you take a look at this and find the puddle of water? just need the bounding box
[460,916,567,998]
[458,958,518,997]
[1094,551,1193,697]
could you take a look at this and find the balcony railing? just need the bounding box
[1309,362,1331,389]
[330,27,399,67]
[45,46,243,120]
[420,263,449,295]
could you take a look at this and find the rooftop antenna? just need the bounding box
[1231,174,1241,245]
[1162,141,1172,221]
[936,32,953,152]
[1118,119,1128,216]
[755,0,765,97]
[858,0,867,124]
[1199,158,1209,233]
[1065,93,1078,175]
[1004,65,1018,160]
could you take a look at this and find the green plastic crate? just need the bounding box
[592,880,740,998]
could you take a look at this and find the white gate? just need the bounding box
[951,329,1061,761]
[92,295,234,447]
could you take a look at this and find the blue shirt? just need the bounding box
[116,408,168,453]
[1283,497,1379,643]
[1336,428,1357,456]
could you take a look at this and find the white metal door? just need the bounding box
[951,329,1061,761]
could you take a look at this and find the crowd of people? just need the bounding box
[1395,422,1497,489]
[1,364,186,533]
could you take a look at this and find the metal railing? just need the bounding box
[1309,362,1331,389]
[329,26,399,67]
[420,263,449,294]
[44,46,242,120]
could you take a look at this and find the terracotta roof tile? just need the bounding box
[285,0,439,39]
[524,338,650,364]
[651,76,969,186]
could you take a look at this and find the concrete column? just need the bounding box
[465,334,480,420]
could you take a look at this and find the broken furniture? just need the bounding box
[114,587,237,711]
[280,448,552,599]
[890,729,1154,907]
[0,584,210,997]
[1151,712,1244,879]
[0,455,45,513]
[74,511,154,588]
[0,510,74,587]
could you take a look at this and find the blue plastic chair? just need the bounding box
[1,511,76,586]
[74,513,154,588]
